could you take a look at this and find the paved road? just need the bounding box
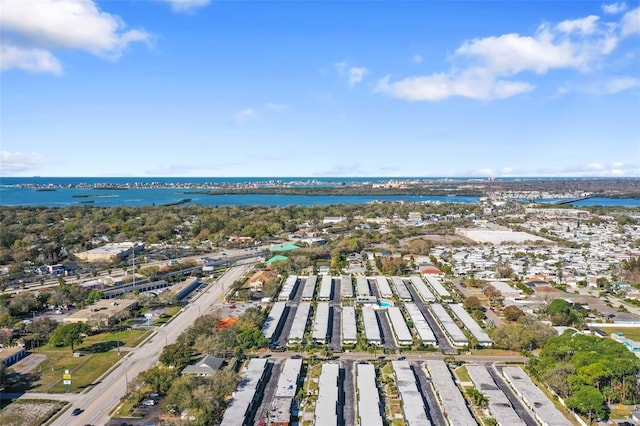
[47,260,255,426]
[488,363,538,426]
[412,361,446,426]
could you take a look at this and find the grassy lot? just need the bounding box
[9,329,149,394]
[610,406,631,419]
[153,306,182,326]
[455,365,472,382]
[466,348,522,357]
[0,400,67,426]
[594,326,640,341]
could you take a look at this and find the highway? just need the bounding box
[48,259,256,426]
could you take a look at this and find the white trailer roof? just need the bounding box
[356,276,371,297]
[466,364,525,426]
[356,363,384,426]
[425,276,451,298]
[375,276,393,298]
[275,358,303,398]
[392,361,431,426]
[449,304,492,345]
[314,363,340,426]
[424,360,476,426]
[341,306,357,344]
[301,275,317,300]
[262,302,287,340]
[319,275,333,300]
[430,304,468,346]
[391,276,412,301]
[278,275,299,301]
[341,275,353,297]
[287,302,311,343]
[220,358,268,426]
[410,275,436,302]
[387,306,413,345]
[502,366,573,426]
[405,303,437,344]
[312,302,330,342]
[362,305,381,344]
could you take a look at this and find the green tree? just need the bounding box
[463,296,482,311]
[503,305,525,322]
[567,385,607,423]
[159,342,192,369]
[48,322,90,353]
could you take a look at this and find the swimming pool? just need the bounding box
[379,300,393,307]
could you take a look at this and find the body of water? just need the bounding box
[0,177,638,207]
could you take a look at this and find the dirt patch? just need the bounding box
[0,400,65,426]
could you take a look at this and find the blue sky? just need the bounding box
[1,0,639,177]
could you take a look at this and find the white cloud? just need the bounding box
[375,72,534,101]
[556,15,600,35]
[233,108,256,125]
[0,44,62,74]
[471,162,639,177]
[413,54,423,64]
[599,76,640,93]
[602,2,628,14]
[265,102,289,112]
[0,151,44,175]
[376,10,636,101]
[621,6,640,36]
[348,66,368,87]
[0,0,152,73]
[159,0,211,13]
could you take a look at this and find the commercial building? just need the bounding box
[356,363,384,426]
[392,361,431,426]
[314,363,341,425]
[63,299,137,328]
[449,304,492,346]
[405,303,437,346]
[74,242,143,263]
[387,306,413,346]
[287,302,311,346]
[341,306,358,345]
[424,360,476,426]
[220,358,269,426]
[0,346,26,367]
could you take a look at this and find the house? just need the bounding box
[181,354,224,376]
[248,270,275,291]
[421,266,445,277]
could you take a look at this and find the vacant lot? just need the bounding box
[0,400,66,426]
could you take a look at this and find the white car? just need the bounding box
[142,399,155,406]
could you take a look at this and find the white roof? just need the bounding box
[356,363,383,426]
[287,302,311,343]
[391,276,412,301]
[466,364,525,426]
[410,275,435,302]
[424,276,450,298]
[392,361,431,426]
[356,276,371,297]
[430,304,468,345]
[220,358,268,425]
[375,275,393,298]
[314,363,340,425]
[319,275,333,300]
[362,305,381,343]
[278,275,299,301]
[301,275,317,300]
[405,303,436,344]
[341,306,357,343]
[262,302,287,340]
[312,302,330,342]
[424,360,476,426]
[387,306,413,344]
[275,358,303,398]
[341,275,353,297]
[449,304,492,345]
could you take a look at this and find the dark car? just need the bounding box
[398,356,406,361]
[71,408,83,416]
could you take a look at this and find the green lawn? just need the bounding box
[595,326,640,341]
[455,365,472,382]
[153,306,182,326]
[83,329,150,348]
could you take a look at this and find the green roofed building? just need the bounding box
[270,243,300,252]
[266,255,289,265]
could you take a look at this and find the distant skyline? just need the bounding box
[1,0,639,178]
